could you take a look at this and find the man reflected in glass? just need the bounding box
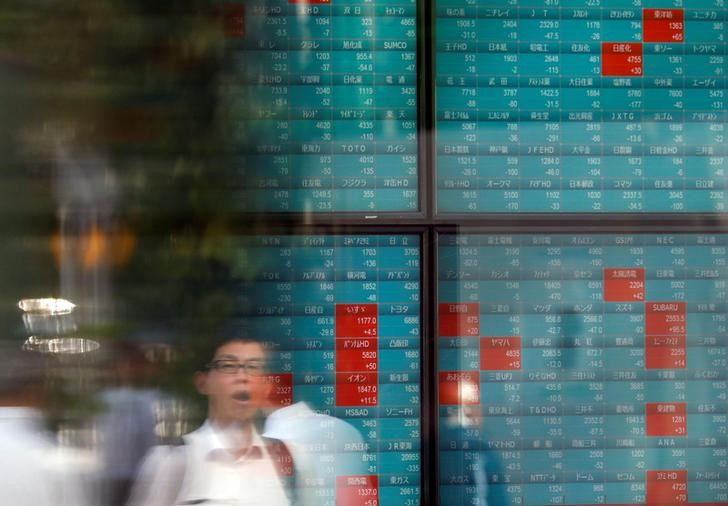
[127,336,296,506]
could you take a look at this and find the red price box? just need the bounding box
[336,338,378,372]
[646,470,688,504]
[264,373,293,407]
[645,302,687,335]
[336,475,379,506]
[646,402,687,436]
[439,303,480,336]
[603,268,645,302]
[644,9,684,43]
[439,371,480,405]
[645,335,687,369]
[336,304,378,338]
[336,372,378,406]
[602,42,643,77]
[480,336,522,371]
[221,4,245,38]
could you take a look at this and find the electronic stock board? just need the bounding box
[225,0,728,504]
[235,235,421,505]
[436,1,728,213]
[439,233,728,505]
[226,0,418,213]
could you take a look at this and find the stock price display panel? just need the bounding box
[439,233,728,505]
[436,1,728,213]
[226,0,418,213]
[236,235,420,505]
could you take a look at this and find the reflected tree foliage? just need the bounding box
[0,0,259,426]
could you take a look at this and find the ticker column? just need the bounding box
[642,8,687,212]
[601,4,645,212]
[560,5,605,213]
[237,236,295,407]
[373,0,418,211]
[289,0,335,212]
[519,235,566,506]
[686,234,728,502]
[480,235,524,505]
[519,7,564,212]
[335,235,380,506]
[683,6,727,211]
[476,8,521,213]
[231,0,293,212]
[376,235,421,505]
[560,236,608,506]
[601,235,648,504]
[435,0,480,212]
[438,235,485,506]
[331,0,374,211]
[642,237,690,504]
[291,236,336,413]
[265,236,296,409]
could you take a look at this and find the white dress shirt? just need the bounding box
[0,407,90,506]
[128,420,290,506]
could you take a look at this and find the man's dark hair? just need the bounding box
[194,322,268,372]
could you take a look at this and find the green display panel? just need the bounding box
[436,2,727,213]
[228,0,418,213]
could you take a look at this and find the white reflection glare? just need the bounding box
[18,297,76,315]
[23,336,100,354]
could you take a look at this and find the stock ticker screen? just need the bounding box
[436,2,728,213]
[438,233,728,506]
[235,235,420,505]
[227,0,418,213]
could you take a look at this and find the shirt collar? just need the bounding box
[195,420,266,463]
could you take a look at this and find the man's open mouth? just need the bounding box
[232,391,251,402]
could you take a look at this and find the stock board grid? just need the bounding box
[236,235,420,505]
[436,1,728,213]
[438,233,728,506]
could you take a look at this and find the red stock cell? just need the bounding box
[336,304,379,337]
[645,302,687,335]
[336,476,379,506]
[480,336,522,371]
[263,373,293,407]
[439,371,480,405]
[643,9,684,43]
[336,372,378,406]
[646,402,687,437]
[602,42,643,77]
[646,470,688,504]
[439,303,480,337]
[336,349,379,372]
[645,345,686,369]
[603,268,645,302]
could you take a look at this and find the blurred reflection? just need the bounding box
[18,297,78,340]
[264,401,367,506]
[127,336,296,506]
[95,341,163,506]
[0,345,90,505]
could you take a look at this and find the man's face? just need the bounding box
[195,340,271,426]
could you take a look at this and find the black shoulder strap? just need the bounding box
[263,436,298,504]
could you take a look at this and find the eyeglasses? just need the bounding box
[206,360,266,376]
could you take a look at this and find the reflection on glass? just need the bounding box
[18,298,76,315]
[231,0,419,213]
[439,233,728,506]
